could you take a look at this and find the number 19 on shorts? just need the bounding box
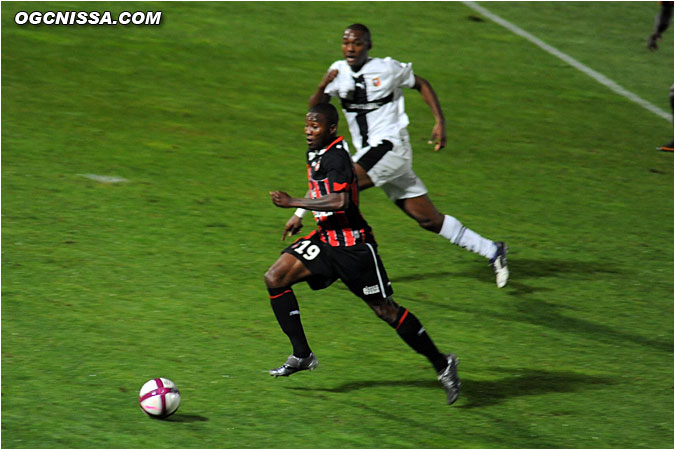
[294,240,320,260]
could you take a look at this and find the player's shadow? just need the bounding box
[390,271,456,283]
[456,369,614,409]
[286,369,612,408]
[505,297,672,353]
[392,258,622,293]
[470,258,621,293]
[396,269,670,354]
[166,413,209,423]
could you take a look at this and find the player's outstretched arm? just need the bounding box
[414,75,447,152]
[270,191,348,211]
[309,69,338,107]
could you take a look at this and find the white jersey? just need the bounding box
[324,57,416,157]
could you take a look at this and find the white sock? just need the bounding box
[438,215,497,259]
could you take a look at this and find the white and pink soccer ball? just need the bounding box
[139,378,181,419]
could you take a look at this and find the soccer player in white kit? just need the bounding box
[290,23,509,288]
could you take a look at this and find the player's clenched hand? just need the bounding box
[270,191,293,208]
[282,215,303,241]
[428,122,447,152]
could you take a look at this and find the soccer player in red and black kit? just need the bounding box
[265,103,461,405]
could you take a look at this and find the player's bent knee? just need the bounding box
[368,297,400,325]
[264,266,285,289]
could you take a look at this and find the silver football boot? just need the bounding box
[269,353,319,378]
[437,353,461,405]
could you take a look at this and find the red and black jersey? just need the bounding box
[306,136,373,247]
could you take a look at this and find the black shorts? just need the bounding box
[282,232,394,303]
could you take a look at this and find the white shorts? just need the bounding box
[377,161,428,201]
[354,142,428,201]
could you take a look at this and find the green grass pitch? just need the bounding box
[2,2,673,448]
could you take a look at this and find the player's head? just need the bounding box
[342,24,371,71]
[305,103,339,150]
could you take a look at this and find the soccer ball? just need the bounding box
[138,378,181,419]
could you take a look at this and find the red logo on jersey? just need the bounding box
[372,77,381,87]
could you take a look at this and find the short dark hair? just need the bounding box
[309,103,339,127]
[345,23,371,42]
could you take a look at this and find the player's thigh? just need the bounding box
[334,242,394,302]
[380,167,428,202]
[280,234,339,290]
[356,150,409,188]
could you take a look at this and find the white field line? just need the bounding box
[463,1,673,122]
[78,173,129,183]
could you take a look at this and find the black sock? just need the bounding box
[268,286,311,358]
[393,308,448,373]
